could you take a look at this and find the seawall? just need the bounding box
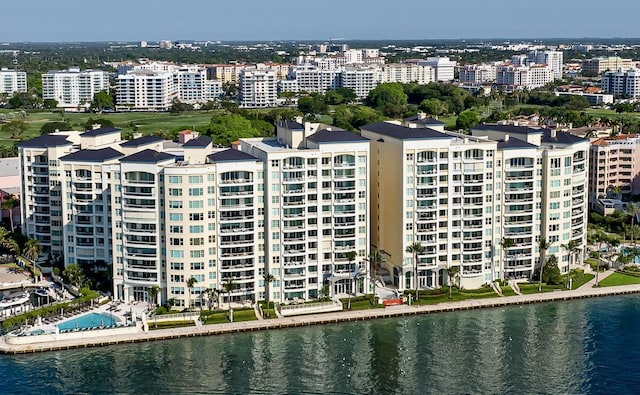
[2,283,639,355]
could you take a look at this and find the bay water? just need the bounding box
[2,295,640,394]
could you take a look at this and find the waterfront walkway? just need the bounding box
[3,281,640,355]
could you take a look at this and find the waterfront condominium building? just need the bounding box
[116,70,177,111]
[41,67,110,110]
[18,120,370,307]
[360,121,588,290]
[0,68,27,97]
[238,69,278,108]
[588,134,640,207]
[240,120,371,301]
[601,68,640,98]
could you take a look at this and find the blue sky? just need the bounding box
[2,0,640,42]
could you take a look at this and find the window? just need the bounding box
[169,188,182,196]
[189,200,203,209]
[168,176,182,184]
[169,201,183,209]
[190,225,204,233]
[189,213,204,221]
[189,175,203,184]
[189,188,203,196]
[169,213,183,221]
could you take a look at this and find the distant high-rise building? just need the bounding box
[238,69,278,108]
[41,67,109,109]
[0,68,27,97]
[418,57,457,81]
[528,50,563,79]
[601,68,640,98]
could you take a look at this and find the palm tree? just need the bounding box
[447,265,460,300]
[406,242,425,302]
[628,225,640,248]
[368,250,385,305]
[186,277,198,310]
[345,251,357,310]
[627,202,640,228]
[148,285,160,306]
[263,273,275,310]
[561,239,580,271]
[608,184,623,200]
[23,238,42,262]
[0,227,19,255]
[222,278,236,310]
[1,195,17,232]
[537,238,551,292]
[499,238,515,281]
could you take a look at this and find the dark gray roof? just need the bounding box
[542,130,587,145]
[473,124,545,135]
[207,149,258,163]
[60,147,124,162]
[307,129,369,144]
[497,138,538,150]
[404,115,445,125]
[278,120,304,130]
[121,149,175,163]
[17,134,73,148]
[120,135,164,147]
[82,126,121,137]
[360,122,449,140]
[183,135,213,147]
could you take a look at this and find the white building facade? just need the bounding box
[41,68,110,109]
[0,68,27,97]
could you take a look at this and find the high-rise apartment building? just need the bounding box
[19,120,371,307]
[238,69,278,108]
[360,121,588,289]
[582,57,634,75]
[601,68,640,98]
[528,50,564,79]
[41,67,110,109]
[116,70,177,111]
[0,68,27,97]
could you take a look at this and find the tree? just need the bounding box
[447,265,460,299]
[2,119,28,139]
[298,93,328,115]
[499,238,515,281]
[542,255,562,285]
[608,184,623,199]
[0,227,19,255]
[366,83,408,117]
[538,238,551,291]
[455,109,480,131]
[206,113,262,146]
[43,99,58,110]
[170,99,194,114]
[368,250,385,305]
[345,251,357,310]
[335,88,357,103]
[148,285,161,306]
[419,98,448,116]
[222,278,236,310]
[405,242,425,301]
[23,238,42,262]
[84,118,115,130]
[627,203,640,228]
[186,277,198,310]
[63,264,84,288]
[1,195,17,232]
[562,239,581,270]
[263,273,276,310]
[40,121,72,135]
[90,90,114,113]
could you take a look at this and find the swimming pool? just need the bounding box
[57,313,121,331]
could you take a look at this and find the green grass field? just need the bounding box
[0,109,223,141]
[598,272,640,287]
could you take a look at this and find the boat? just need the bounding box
[0,292,30,309]
[34,287,49,298]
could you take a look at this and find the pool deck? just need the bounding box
[1,275,638,355]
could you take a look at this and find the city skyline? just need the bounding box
[3,0,640,42]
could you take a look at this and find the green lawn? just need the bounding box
[569,272,595,289]
[202,308,257,324]
[518,283,563,294]
[598,272,640,287]
[501,286,517,297]
[343,298,383,311]
[0,109,224,143]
